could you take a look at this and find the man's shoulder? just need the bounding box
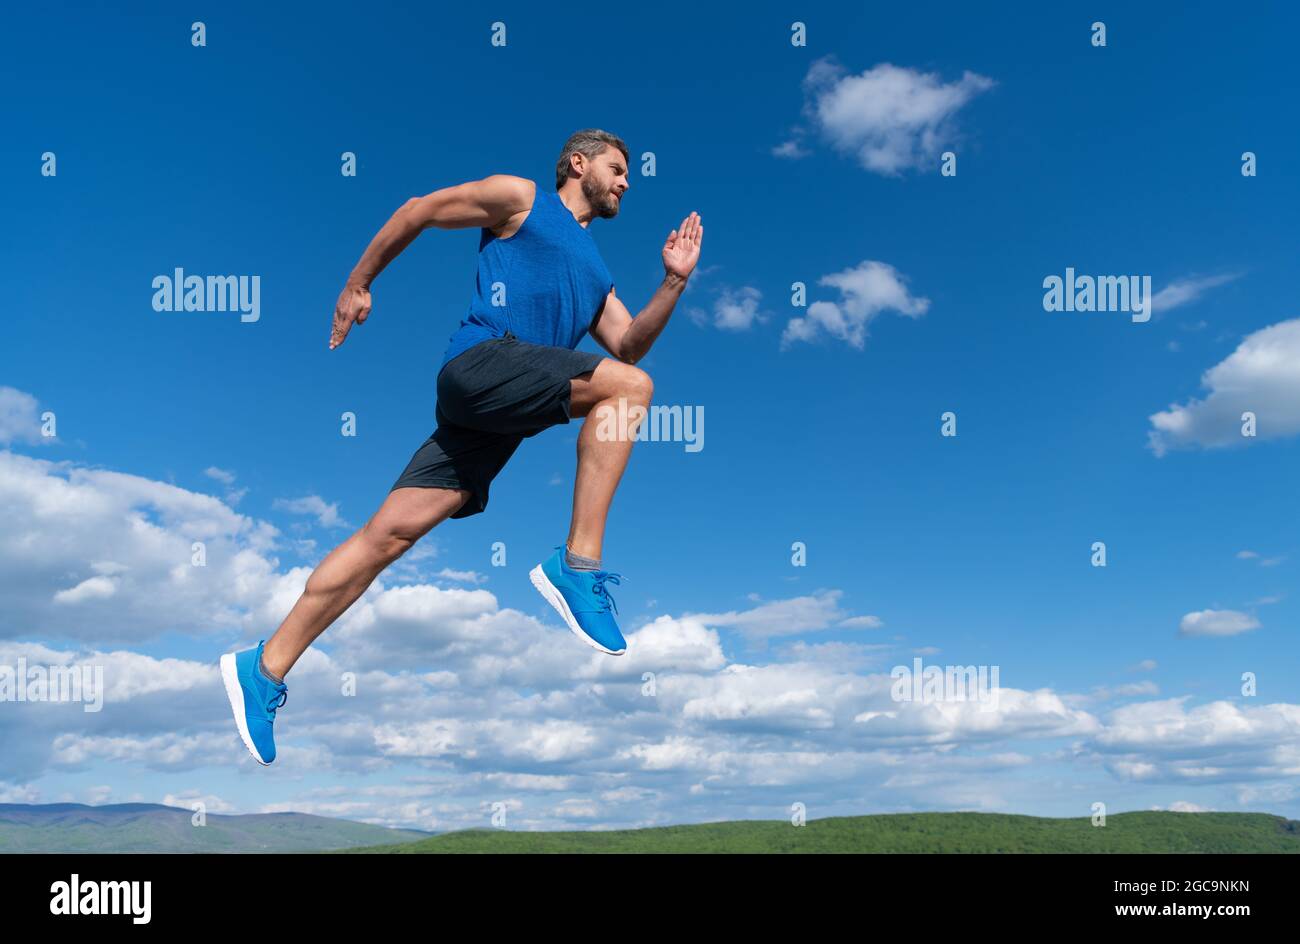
[480,174,539,211]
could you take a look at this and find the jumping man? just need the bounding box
[220,129,703,765]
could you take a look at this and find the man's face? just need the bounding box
[579,147,629,219]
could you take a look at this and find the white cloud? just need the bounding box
[684,589,865,640]
[676,663,844,729]
[53,575,118,604]
[485,718,600,763]
[1151,273,1239,313]
[0,387,48,446]
[1159,800,1214,812]
[204,466,236,485]
[771,139,810,159]
[434,567,486,584]
[688,286,765,332]
[775,640,892,669]
[5,422,1300,828]
[782,260,928,349]
[203,466,247,505]
[0,782,41,803]
[1236,549,1284,567]
[329,582,512,666]
[0,450,283,642]
[273,494,347,529]
[852,687,1101,744]
[619,735,717,772]
[838,615,884,629]
[1236,782,1297,806]
[1148,318,1300,455]
[797,59,994,175]
[1177,609,1260,638]
[4,625,1300,827]
[51,731,235,770]
[1092,698,1300,785]
[620,615,727,674]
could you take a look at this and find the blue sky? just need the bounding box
[2,1,1298,830]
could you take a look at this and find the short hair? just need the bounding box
[555,129,629,190]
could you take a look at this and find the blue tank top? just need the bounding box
[440,185,615,369]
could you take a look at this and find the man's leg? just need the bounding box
[260,485,470,679]
[564,359,654,560]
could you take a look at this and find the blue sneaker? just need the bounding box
[530,546,627,655]
[219,640,288,765]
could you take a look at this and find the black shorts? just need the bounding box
[390,333,605,518]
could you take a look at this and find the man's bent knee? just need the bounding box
[361,518,424,563]
[617,364,653,404]
[362,487,467,562]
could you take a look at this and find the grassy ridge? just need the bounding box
[346,811,1300,854]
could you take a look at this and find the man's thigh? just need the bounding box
[390,419,524,520]
[439,336,603,434]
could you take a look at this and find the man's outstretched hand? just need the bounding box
[663,211,704,281]
[330,280,372,350]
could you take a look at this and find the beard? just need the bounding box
[581,174,620,219]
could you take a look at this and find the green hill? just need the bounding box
[0,803,430,853]
[345,811,1300,854]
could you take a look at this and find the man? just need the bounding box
[220,129,703,765]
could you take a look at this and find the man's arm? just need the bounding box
[590,279,684,364]
[329,175,535,350]
[591,211,703,364]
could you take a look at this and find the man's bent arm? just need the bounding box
[598,275,687,364]
[330,175,534,349]
[348,175,534,288]
[592,210,703,364]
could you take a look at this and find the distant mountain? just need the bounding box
[347,811,1300,854]
[0,803,431,853]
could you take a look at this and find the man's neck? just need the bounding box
[557,187,594,227]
